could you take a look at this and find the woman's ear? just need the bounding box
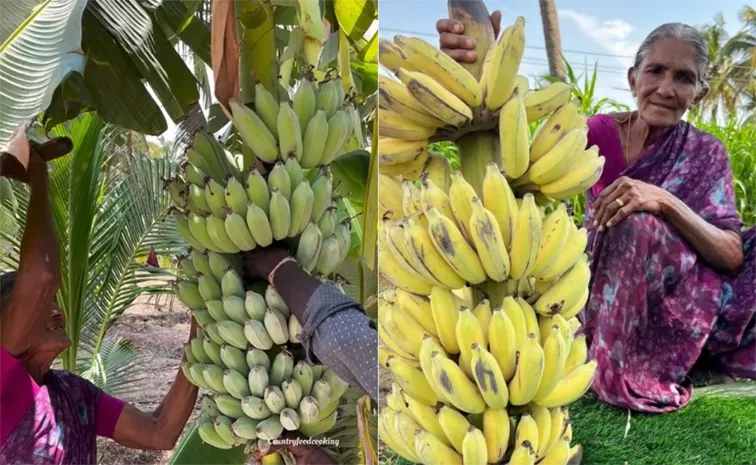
[627,67,637,98]
[692,85,709,106]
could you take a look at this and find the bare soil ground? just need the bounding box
[96,294,200,465]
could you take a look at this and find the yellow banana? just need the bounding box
[414,428,464,465]
[379,344,419,369]
[533,327,568,402]
[541,438,570,465]
[379,298,423,358]
[472,299,492,346]
[561,287,589,320]
[518,298,541,343]
[404,394,451,447]
[530,102,583,162]
[378,174,404,218]
[512,75,530,98]
[422,153,452,193]
[448,171,477,241]
[402,216,465,289]
[379,38,418,72]
[379,108,437,140]
[529,405,552,458]
[482,163,519,248]
[395,289,439,338]
[379,76,447,128]
[538,223,588,280]
[508,333,545,406]
[395,411,428,460]
[515,414,540,457]
[531,204,572,278]
[564,334,588,375]
[489,306,518,381]
[533,360,597,408]
[429,351,486,414]
[437,404,471,454]
[379,148,429,179]
[379,316,418,362]
[523,82,573,122]
[382,221,440,286]
[509,440,537,465]
[456,306,487,378]
[394,35,483,108]
[421,174,455,221]
[485,17,526,110]
[387,355,441,406]
[499,96,530,179]
[546,407,568,455]
[430,286,463,354]
[509,194,542,279]
[379,138,428,165]
[470,343,509,409]
[540,154,606,200]
[426,208,487,284]
[469,196,511,281]
[502,296,528,351]
[381,408,421,462]
[396,68,473,126]
[529,128,590,185]
[419,335,452,404]
[402,180,423,216]
[535,254,591,316]
[483,408,510,462]
[378,248,434,296]
[462,426,488,465]
[387,297,434,356]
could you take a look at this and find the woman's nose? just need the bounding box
[656,74,676,97]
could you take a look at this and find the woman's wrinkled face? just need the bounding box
[629,37,706,127]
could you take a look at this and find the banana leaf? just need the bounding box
[333,0,377,44]
[168,422,248,465]
[0,0,88,152]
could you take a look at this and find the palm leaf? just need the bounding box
[0,0,88,151]
[78,336,148,397]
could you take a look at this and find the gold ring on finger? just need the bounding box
[615,198,624,208]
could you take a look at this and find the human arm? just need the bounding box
[0,139,71,356]
[592,176,744,274]
[436,11,501,62]
[109,316,200,450]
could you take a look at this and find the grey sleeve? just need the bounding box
[298,284,378,402]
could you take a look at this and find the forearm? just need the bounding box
[662,194,743,273]
[20,170,58,274]
[270,261,321,322]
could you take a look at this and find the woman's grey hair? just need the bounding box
[633,23,710,89]
[0,271,18,310]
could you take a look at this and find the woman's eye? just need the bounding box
[678,74,694,83]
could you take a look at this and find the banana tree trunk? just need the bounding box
[538,0,567,81]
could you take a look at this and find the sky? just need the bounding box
[378,0,748,108]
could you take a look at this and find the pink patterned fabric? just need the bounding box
[579,114,756,412]
[0,346,126,463]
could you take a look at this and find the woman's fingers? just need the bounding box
[606,201,636,228]
[33,137,72,162]
[491,10,503,36]
[439,32,476,50]
[436,18,464,34]
[595,189,627,231]
[441,46,478,63]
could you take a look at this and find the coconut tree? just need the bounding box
[538,0,567,81]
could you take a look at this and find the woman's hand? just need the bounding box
[0,138,71,183]
[241,244,290,282]
[436,10,502,63]
[592,176,670,231]
[253,432,337,465]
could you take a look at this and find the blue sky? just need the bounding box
[379,0,748,107]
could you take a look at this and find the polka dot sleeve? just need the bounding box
[299,284,378,401]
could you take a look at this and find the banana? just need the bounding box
[277,102,303,161]
[470,343,509,409]
[539,223,587,281]
[518,298,541,343]
[207,214,241,254]
[381,299,424,357]
[380,409,420,462]
[429,351,485,413]
[395,67,473,126]
[379,38,419,72]
[248,365,270,398]
[384,220,444,287]
[203,338,223,366]
[247,349,271,371]
[279,408,301,431]
[293,80,316,136]
[535,254,591,316]
[183,163,207,187]
[541,438,570,465]
[198,273,222,301]
[485,18,526,110]
[429,286,463,354]
[380,148,429,179]
[546,407,567,455]
[448,171,477,241]
[394,35,483,107]
[319,110,351,165]
[378,249,433,296]
[165,177,187,208]
[300,110,328,168]
[245,203,274,248]
[426,208,487,284]
[268,162,292,202]
[402,179,423,216]
[414,428,464,465]
[561,287,589,320]
[533,326,568,402]
[564,334,588,375]
[244,319,274,350]
[284,156,304,189]
[205,299,227,323]
[220,344,249,376]
[268,350,294,387]
[530,204,571,277]
[224,368,251,399]
[456,306,486,378]
[379,138,428,165]
[421,175,455,222]
[515,414,540,458]
[379,76,447,128]
[186,183,209,214]
[316,80,340,119]
[469,196,511,281]
[203,364,228,393]
[192,310,213,327]
[292,361,314,396]
[288,180,314,236]
[204,323,225,345]
[198,419,232,449]
[499,95,530,179]
[540,154,605,200]
[529,405,552,458]
[217,320,249,350]
[221,268,245,298]
[190,337,211,363]
[488,307,517,381]
[418,335,452,403]
[265,286,290,318]
[268,189,291,241]
[509,194,542,279]
[471,300,492,346]
[523,82,573,123]
[242,394,271,420]
[528,128,590,185]
[193,132,237,183]
[187,212,220,252]
[172,212,206,252]
[483,408,510,463]
[387,355,441,406]
[395,289,438,337]
[534,361,597,408]
[508,333,544,406]
[232,417,259,440]
[379,174,404,218]
[256,415,284,440]
[480,164,519,251]
[423,153,452,192]
[296,221,323,272]
[530,102,583,162]
[245,168,270,214]
[379,109,437,140]
[229,99,278,163]
[318,206,338,236]
[313,234,341,276]
[255,82,280,137]
[262,308,288,346]
[310,167,332,222]
[404,395,450,446]
[190,249,212,277]
[242,292,265,322]
[404,214,467,289]
[225,212,256,251]
[174,281,205,310]
[437,403,471,454]
[461,425,488,465]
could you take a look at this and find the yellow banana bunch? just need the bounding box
[379,76,447,128]
[534,361,597,408]
[535,254,591,316]
[380,409,420,462]
[426,208,487,284]
[379,109,437,140]
[509,194,543,279]
[382,220,440,286]
[540,152,605,200]
[528,128,589,185]
[394,35,483,108]
[485,17,526,110]
[396,68,473,126]
[422,153,452,193]
[523,82,573,122]
[379,39,418,72]
[499,96,530,179]
[530,102,584,162]
[469,196,511,281]
[482,163,519,248]
[538,222,588,280]
[531,203,571,277]
[508,333,544,406]
[379,138,428,165]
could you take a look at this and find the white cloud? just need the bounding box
[559,10,640,69]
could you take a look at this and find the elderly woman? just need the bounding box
[0,140,201,463]
[437,16,755,412]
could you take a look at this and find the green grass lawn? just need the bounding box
[382,383,756,465]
